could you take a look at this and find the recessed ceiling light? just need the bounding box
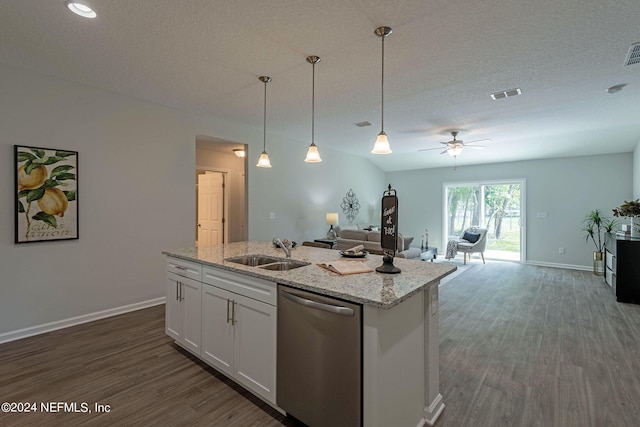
[65,1,97,18]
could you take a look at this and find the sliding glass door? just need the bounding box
[444,180,525,262]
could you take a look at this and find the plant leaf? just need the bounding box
[50,165,74,177]
[17,200,25,213]
[26,187,45,203]
[64,190,76,202]
[17,151,36,162]
[24,161,40,175]
[32,211,57,228]
[17,189,30,199]
[55,151,76,158]
[55,173,76,181]
[31,148,45,158]
[43,178,57,188]
[42,156,63,165]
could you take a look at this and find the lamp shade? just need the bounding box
[326,212,339,225]
[256,151,272,168]
[305,143,322,162]
[371,132,392,154]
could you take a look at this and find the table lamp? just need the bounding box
[326,213,338,240]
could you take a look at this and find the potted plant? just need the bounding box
[612,199,640,238]
[582,209,617,275]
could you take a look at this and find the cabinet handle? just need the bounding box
[231,300,237,325]
[226,299,231,324]
[180,282,184,301]
[175,265,187,271]
[176,281,180,301]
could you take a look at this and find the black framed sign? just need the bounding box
[376,185,401,274]
[15,145,78,243]
[381,189,398,252]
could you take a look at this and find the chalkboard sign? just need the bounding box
[376,185,401,274]
[380,190,398,252]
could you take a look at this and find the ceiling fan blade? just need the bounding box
[440,149,449,155]
[465,138,493,144]
[418,147,446,152]
[467,145,486,150]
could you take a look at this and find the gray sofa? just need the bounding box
[334,227,420,259]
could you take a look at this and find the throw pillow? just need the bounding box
[462,231,480,243]
[403,236,414,250]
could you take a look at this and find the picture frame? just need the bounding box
[15,145,78,243]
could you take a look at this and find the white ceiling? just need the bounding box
[1,0,639,171]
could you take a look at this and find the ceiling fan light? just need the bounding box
[256,151,272,168]
[447,146,463,157]
[304,143,322,163]
[371,132,392,154]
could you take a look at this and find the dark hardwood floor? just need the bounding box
[1,262,639,426]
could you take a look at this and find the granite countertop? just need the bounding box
[163,241,456,309]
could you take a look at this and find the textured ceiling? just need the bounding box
[1,0,639,171]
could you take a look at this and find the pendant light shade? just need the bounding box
[371,26,393,155]
[305,55,322,163]
[256,76,272,168]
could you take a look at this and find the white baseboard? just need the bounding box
[0,297,166,344]
[525,260,591,272]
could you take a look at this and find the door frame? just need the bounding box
[196,167,230,246]
[442,178,526,263]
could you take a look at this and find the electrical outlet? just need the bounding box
[537,212,548,218]
[559,247,565,254]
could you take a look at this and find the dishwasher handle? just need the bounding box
[281,290,354,316]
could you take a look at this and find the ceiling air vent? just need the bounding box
[354,121,372,127]
[490,87,522,100]
[624,42,640,66]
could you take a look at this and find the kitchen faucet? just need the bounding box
[273,238,292,258]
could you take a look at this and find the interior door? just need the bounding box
[197,172,224,247]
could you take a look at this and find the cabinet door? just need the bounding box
[181,277,202,355]
[233,294,277,404]
[165,273,183,341]
[202,284,235,376]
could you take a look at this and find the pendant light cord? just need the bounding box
[263,80,267,151]
[312,61,315,145]
[381,34,385,133]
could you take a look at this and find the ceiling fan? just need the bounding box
[419,131,492,157]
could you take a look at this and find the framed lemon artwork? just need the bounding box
[15,145,78,243]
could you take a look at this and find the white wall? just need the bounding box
[247,138,386,243]
[386,154,633,269]
[0,63,385,339]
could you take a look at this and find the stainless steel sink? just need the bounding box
[225,254,282,266]
[259,260,311,271]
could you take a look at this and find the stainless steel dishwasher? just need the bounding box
[277,284,362,427]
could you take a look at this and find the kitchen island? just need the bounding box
[163,241,456,426]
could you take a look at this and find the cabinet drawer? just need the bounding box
[605,250,616,273]
[167,257,202,281]
[203,266,277,306]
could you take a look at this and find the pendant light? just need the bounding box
[304,55,322,163]
[256,76,272,168]
[371,26,393,154]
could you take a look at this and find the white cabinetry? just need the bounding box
[202,266,277,404]
[166,258,202,355]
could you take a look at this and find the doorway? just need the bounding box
[196,170,229,247]
[443,179,525,262]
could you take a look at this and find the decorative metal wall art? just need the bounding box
[341,189,360,223]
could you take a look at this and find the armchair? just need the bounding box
[448,227,487,264]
